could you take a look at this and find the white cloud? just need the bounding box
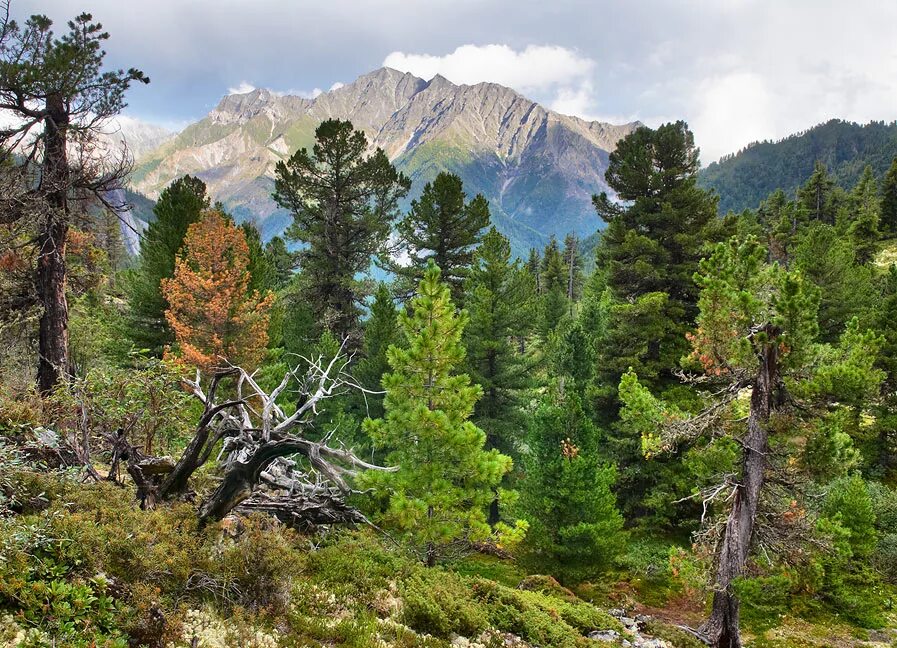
[689,72,775,163]
[227,81,256,95]
[384,44,594,92]
[550,82,598,120]
[384,44,599,119]
[329,82,345,91]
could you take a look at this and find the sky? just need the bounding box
[18,0,897,163]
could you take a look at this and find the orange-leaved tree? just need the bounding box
[161,210,274,371]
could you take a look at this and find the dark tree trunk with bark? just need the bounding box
[37,93,70,394]
[701,324,781,648]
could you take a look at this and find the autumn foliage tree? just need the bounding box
[161,210,274,372]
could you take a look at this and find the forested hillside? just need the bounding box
[699,119,897,213]
[1,7,896,648]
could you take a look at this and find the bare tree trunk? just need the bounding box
[37,93,70,394]
[701,324,780,648]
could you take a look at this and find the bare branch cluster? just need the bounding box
[104,349,391,529]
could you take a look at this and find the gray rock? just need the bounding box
[588,629,620,641]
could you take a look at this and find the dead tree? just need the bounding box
[119,348,393,529]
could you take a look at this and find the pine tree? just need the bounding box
[263,236,296,289]
[525,248,542,294]
[353,283,400,419]
[758,189,805,266]
[793,223,875,342]
[161,210,275,372]
[620,235,884,647]
[127,175,209,353]
[520,389,625,582]
[0,12,148,392]
[880,157,897,235]
[393,172,490,301]
[363,262,512,566]
[847,166,881,263]
[592,121,718,404]
[464,227,535,454]
[540,236,569,337]
[798,161,839,225]
[273,119,409,345]
[563,233,585,308]
[240,221,277,293]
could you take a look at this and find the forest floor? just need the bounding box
[1,455,895,647]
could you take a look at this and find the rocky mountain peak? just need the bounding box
[131,67,641,254]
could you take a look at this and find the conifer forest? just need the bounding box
[0,3,896,647]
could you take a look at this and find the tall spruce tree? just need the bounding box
[847,166,881,263]
[798,161,841,225]
[563,233,585,307]
[263,236,296,289]
[240,221,277,294]
[464,227,535,453]
[525,247,542,294]
[880,157,897,235]
[363,262,512,566]
[540,236,569,337]
[127,175,209,353]
[392,172,490,301]
[273,119,409,345]
[520,389,625,582]
[352,283,400,420]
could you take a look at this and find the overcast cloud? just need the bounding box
[18,0,897,163]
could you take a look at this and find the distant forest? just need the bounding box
[699,119,897,213]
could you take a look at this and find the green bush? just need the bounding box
[399,572,487,638]
[732,573,794,630]
[469,578,621,647]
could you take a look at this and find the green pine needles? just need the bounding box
[362,261,520,566]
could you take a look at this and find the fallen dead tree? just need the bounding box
[110,348,392,529]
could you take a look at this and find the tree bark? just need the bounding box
[701,323,780,648]
[37,93,70,394]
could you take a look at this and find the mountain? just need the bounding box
[699,119,897,214]
[130,67,640,254]
[103,115,175,160]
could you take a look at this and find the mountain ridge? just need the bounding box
[129,67,641,254]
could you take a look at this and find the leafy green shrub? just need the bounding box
[870,483,897,583]
[451,554,527,588]
[469,578,621,647]
[0,512,128,647]
[210,515,306,614]
[615,536,679,606]
[517,574,576,600]
[399,572,487,638]
[733,573,794,630]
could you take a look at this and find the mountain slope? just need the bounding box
[130,67,639,254]
[698,119,897,214]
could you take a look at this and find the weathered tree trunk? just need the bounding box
[197,436,375,524]
[701,324,780,648]
[37,93,70,394]
[236,491,369,531]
